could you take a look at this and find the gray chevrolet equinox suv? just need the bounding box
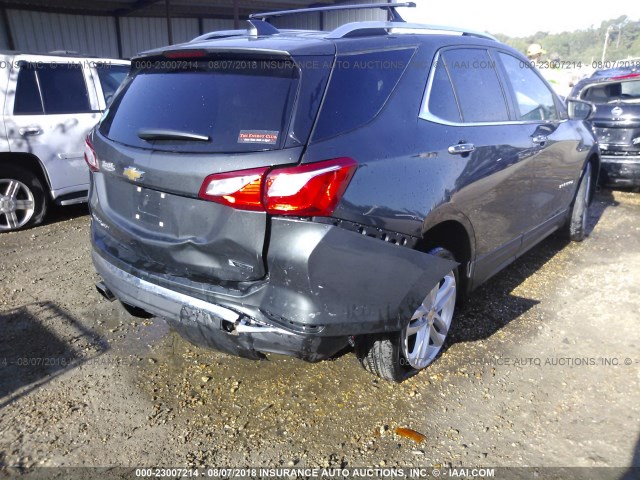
[89,3,599,381]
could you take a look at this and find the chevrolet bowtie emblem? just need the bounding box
[123,167,144,182]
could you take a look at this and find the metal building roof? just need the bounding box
[0,0,342,19]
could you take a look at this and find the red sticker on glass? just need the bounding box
[238,130,279,144]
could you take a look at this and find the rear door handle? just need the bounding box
[532,134,547,145]
[19,127,43,136]
[448,143,476,155]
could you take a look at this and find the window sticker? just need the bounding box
[238,130,279,144]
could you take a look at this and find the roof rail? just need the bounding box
[190,29,249,42]
[250,2,416,23]
[326,21,498,41]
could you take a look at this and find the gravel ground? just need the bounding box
[0,190,639,476]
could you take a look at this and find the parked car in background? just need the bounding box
[568,67,640,187]
[89,3,599,382]
[0,52,129,232]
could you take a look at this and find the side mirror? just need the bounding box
[566,99,594,121]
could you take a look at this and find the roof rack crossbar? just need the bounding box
[246,18,280,36]
[325,21,497,41]
[249,2,416,22]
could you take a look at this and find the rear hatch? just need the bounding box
[91,45,333,282]
[582,78,640,154]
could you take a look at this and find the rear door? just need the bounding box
[4,57,103,198]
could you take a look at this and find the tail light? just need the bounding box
[198,158,357,217]
[198,167,268,211]
[264,158,357,216]
[84,137,99,172]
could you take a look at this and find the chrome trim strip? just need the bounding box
[93,252,298,338]
[419,50,568,127]
[93,252,240,322]
[58,196,87,206]
[601,155,640,164]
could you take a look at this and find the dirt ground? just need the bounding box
[0,189,639,478]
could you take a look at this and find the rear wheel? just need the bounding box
[357,247,458,382]
[565,161,592,242]
[0,166,47,232]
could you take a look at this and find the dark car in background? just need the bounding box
[569,67,640,187]
[88,3,599,382]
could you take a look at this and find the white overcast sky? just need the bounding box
[397,0,640,37]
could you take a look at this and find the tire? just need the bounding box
[356,247,458,382]
[565,161,592,242]
[0,165,48,232]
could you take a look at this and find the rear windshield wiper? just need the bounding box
[138,129,210,142]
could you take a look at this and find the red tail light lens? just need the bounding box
[264,158,357,216]
[198,158,357,216]
[199,167,268,211]
[84,137,99,172]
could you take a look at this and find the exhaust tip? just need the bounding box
[96,281,116,302]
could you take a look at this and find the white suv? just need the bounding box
[0,52,129,232]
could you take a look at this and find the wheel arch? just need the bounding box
[0,152,52,199]
[418,213,476,298]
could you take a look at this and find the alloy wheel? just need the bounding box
[402,271,456,369]
[0,179,36,231]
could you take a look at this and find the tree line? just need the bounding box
[494,16,640,64]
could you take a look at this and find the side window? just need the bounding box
[442,49,509,123]
[498,52,558,121]
[97,65,129,105]
[14,67,44,115]
[37,64,92,114]
[425,57,461,123]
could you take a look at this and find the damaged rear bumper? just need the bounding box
[92,217,457,361]
[600,155,640,187]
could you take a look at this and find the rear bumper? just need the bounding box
[92,216,456,361]
[93,251,345,361]
[601,155,640,187]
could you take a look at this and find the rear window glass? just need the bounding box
[100,60,299,153]
[312,48,415,141]
[582,79,640,104]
